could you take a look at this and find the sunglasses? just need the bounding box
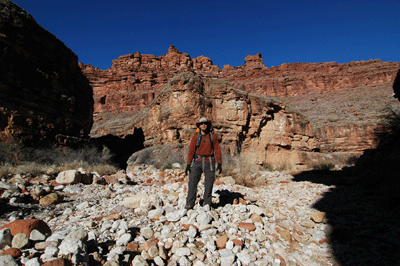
[199,122,208,125]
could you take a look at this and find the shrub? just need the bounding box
[0,163,13,178]
[0,142,23,164]
[312,160,335,171]
[160,161,173,171]
[221,151,262,186]
[0,142,119,177]
[128,143,186,170]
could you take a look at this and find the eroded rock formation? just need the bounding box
[0,0,93,145]
[80,45,399,118]
[83,46,399,167]
[105,72,359,169]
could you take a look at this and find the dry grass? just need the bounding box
[311,160,336,171]
[127,143,269,186]
[128,143,187,170]
[0,142,119,177]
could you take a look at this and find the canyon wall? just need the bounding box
[99,72,361,169]
[80,45,399,117]
[0,0,93,146]
[84,46,399,167]
[133,72,328,169]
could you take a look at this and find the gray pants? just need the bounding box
[186,160,215,207]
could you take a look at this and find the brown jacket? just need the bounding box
[187,132,222,164]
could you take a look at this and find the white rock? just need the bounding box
[24,257,41,266]
[178,256,191,266]
[204,237,216,252]
[58,238,87,256]
[54,185,65,191]
[131,254,149,265]
[12,232,30,249]
[141,228,154,239]
[75,200,89,209]
[148,245,159,258]
[149,208,164,219]
[45,246,59,256]
[196,212,213,224]
[107,246,126,261]
[219,249,236,266]
[193,260,207,266]
[56,170,82,185]
[116,233,132,246]
[247,205,266,216]
[140,194,162,211]
[65,229,88,243]
[30,229,46,241]
[103,261,120,266]
[154,256,165,266]
[254,259,270,266]
[226,240,234,250]
[175,247,191,257]
[0,255,18,266]
[166,209,186,222]
[186,225,197,238]
[64,186,83,194]
[0,181,17,190]
[123,194,146,208]
[172,163,181,169]
[237,251,252,265]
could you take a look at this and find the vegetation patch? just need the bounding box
[0,142,118,177]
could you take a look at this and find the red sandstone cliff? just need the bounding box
[82,46,399,163]
[80,46,399,118]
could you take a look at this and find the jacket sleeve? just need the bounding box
[212,133,222,164]
[187,135,198,164]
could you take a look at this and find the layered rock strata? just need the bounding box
[98,72,357,168]
[80,45,399,117]
[0,0,93,145]
[81,46,399,166]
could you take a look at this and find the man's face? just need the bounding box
[199,122,208,131]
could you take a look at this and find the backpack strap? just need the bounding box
[191,132,217,168]
[191,132,202,166]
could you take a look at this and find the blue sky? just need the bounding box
[12,0,400,70]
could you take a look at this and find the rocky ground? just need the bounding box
[0,165,399,266]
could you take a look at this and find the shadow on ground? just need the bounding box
[292,106,400,265]
[293,169,400,265]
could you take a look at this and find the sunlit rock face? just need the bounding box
[80,45,398,118]
[83,44,399,168]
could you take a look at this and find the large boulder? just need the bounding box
[0,0,93,146]
[0,219,52,238]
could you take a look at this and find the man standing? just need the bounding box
[185,117,222,210]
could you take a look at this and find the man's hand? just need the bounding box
[217,163,222,174]
[185,164,191,175]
